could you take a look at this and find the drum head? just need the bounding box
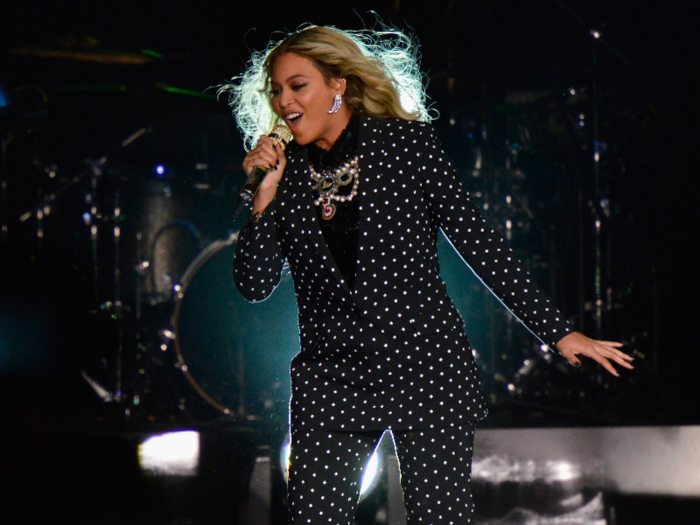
[175,241,298,416]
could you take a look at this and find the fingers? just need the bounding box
[587,348,622,377]
[560,338,634,377]
[556,332,634,377]
[599,357,621,377]
[592,341,635,368]
[597,340,625,347]
[605,348,635,369]
[560,348,582,369]
[243,136,283,174]
[566,343,619,377]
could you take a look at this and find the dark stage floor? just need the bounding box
[3,380,700,525]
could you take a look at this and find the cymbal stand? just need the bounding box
[550,0,639,341]
[1,130,11,253]
[19,127,149,404]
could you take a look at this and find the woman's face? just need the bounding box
[270,53,350,150]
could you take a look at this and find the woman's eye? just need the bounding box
[270,89,281,96]
[291,84,307,92]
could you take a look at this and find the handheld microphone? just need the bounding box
[231,124,293,220]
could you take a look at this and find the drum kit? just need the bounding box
[0,42,298,423]
[447,84,645,412]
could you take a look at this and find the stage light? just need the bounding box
[159,329,175,340]
[280,436,380,496]
[360,450,380,494]
[547,461,579,482]
[138,431,199,476]
[155,165,166,177]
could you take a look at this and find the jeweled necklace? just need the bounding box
[310,155,359,220]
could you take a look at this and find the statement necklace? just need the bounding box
[310,155,360,220]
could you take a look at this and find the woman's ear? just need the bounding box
[331,78,346,95]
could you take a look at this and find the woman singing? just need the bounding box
[222,25,633,525]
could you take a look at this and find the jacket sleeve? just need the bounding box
[232,203,285,303]
[418,124,573,351]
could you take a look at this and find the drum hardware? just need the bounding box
[129,226,300,422]
[81,369,116,402]
[115,230,245,421]
[17,127,150,405]
[159,329,176,342]
[473,83,637,398]
[3,81,251,421]
[18,127,148,226]
[170,231,241,416]
[135,219,204,308]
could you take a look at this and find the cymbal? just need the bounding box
[8,46,162,65]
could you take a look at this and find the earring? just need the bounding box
[328,94,342,114]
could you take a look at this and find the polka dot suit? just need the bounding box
[234,116,572,523]
[234,115,571,432]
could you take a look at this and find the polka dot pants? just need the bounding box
[288,423,475,524]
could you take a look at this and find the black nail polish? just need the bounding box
[574,362,581,368]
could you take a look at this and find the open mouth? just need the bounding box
[285,113,303,125]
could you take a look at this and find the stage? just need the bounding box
[1,0,698,523]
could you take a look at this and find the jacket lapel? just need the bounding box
[288,146,354,296]
[287,116,387,299]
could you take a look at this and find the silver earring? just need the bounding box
[328,94,342,114]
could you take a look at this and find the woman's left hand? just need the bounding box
[555,331,634,377]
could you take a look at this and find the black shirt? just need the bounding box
[306,113,360,290]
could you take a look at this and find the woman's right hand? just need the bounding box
[242,135,287,215]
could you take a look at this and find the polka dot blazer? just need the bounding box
[234,116,572,432]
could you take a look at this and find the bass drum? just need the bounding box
[172,234,298,417]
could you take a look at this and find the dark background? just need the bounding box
[1,1,699,524]
[0,0,698,430]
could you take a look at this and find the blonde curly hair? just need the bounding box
[219,25,433,151]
